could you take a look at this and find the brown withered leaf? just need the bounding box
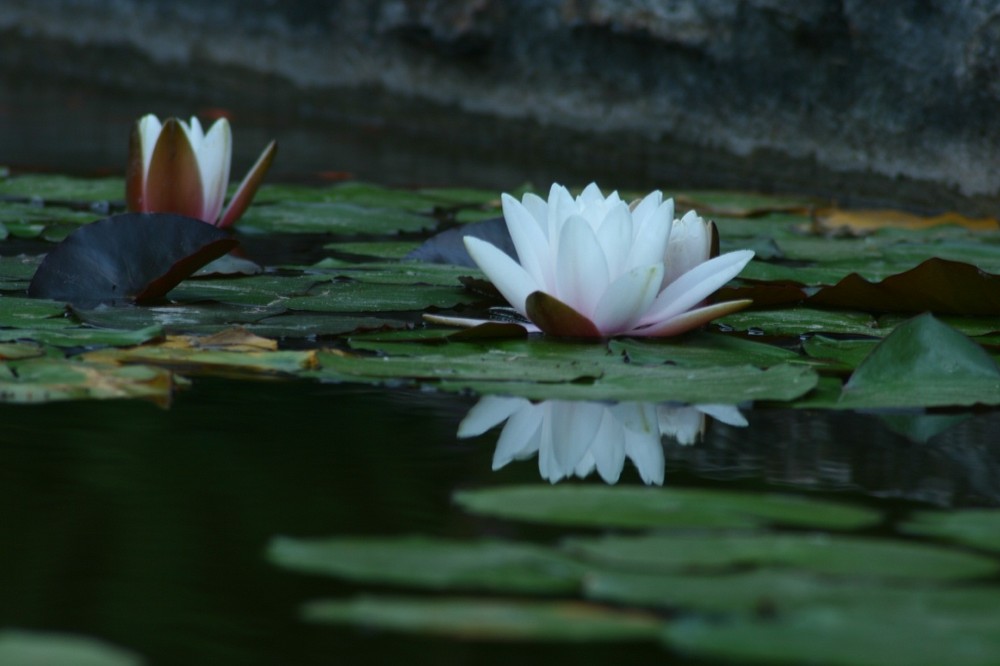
[806,258,1000,315]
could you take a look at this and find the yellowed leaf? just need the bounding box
[813,208,999,236]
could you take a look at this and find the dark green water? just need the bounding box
[1,375,997,664]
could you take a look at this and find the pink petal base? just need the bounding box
[629,299,753,337]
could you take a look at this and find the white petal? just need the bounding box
[493,403,544,470]
[137,114,163,176]
[595,201,633,277]
[630,299,752,337]
[695,404,749,427]
[457,396,530,438]
[579,182,604,206]
[548,401,603,473]
[657,406,705,445]
[185,116,205,146]
[592,263,664,336]
[640,250,754,325]
[630,190,663,223]
[624,427,665,485]
[464,236,540,317]
[590,409,626,483]
[555,215,610,318]
[625,199,672,271]
[663,211,712,286]
[520,192,549,229]
[198,118,232,223]
[502,193,551,288]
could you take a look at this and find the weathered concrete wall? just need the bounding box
[2,0,1000,211]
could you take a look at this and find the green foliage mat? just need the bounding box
[267,484,1000,665]
[3,174,1000,410]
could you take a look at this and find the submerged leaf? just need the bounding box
[27,213,238,306]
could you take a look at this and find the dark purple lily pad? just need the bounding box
[805,258,1000,315]
[28,212,239,307]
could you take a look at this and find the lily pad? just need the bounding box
[0,358,173,405]
[807,258,1000,315]
[838,313,1000,408]
[453,486,881,530]
[665,604,1000,666]
[900,510,1000,554]
[81,342,318,378]
[0,629,143,666]
[302,595,661,642]
[27,213,239,306]
[269,536,585,593]
[565,532,998,580]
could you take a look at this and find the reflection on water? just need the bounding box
[458,397,746,485]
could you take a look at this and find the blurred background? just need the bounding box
[2,0,1000,211]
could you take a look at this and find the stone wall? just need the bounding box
[2,0,1000,212]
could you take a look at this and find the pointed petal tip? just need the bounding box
[217,139,277,228]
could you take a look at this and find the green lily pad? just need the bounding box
[717,308,884,337]
[0,629,143,666]
[443,363,818,403]
[900,510,1000,554]
[0,174,124,201]
[302,595,661,642]
[269,536,585,593]
[565,532,998,580]
[239,201,435,235]
[802,335,878,371]
[838,313,1000,408]
[664,601,1000,666]
[0,324,163,348]
[610,332,802,368]
[0,341,47,360]
[453,486,881,530]
[0,296,74,329]
[323,241,421,260]
[80,345,317,377]
[284,281,480,312]
[586,568,999,616]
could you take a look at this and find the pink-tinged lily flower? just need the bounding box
[435,183,754,337]
[126,114,276,229]
[458,396,747,485]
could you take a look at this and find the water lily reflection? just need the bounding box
[458,397,747,485]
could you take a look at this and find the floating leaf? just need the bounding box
[0,629,143,666]
[81,339,318,377]
[0,323,163,348]
[664,601,1000,666]
[27,213,238,306]
[269,536,585,593]
[901,510,1000,554]
[0,359,173,405]
[302,596,661,642]
[838,313,1000,408]
[806,258,1000,315]
[813,207,998,235]
[454,486,880,531]
[566,532,998,580]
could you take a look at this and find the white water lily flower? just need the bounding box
[126,114,276,228]
[458,396,747,485]
[458,183,754,337]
